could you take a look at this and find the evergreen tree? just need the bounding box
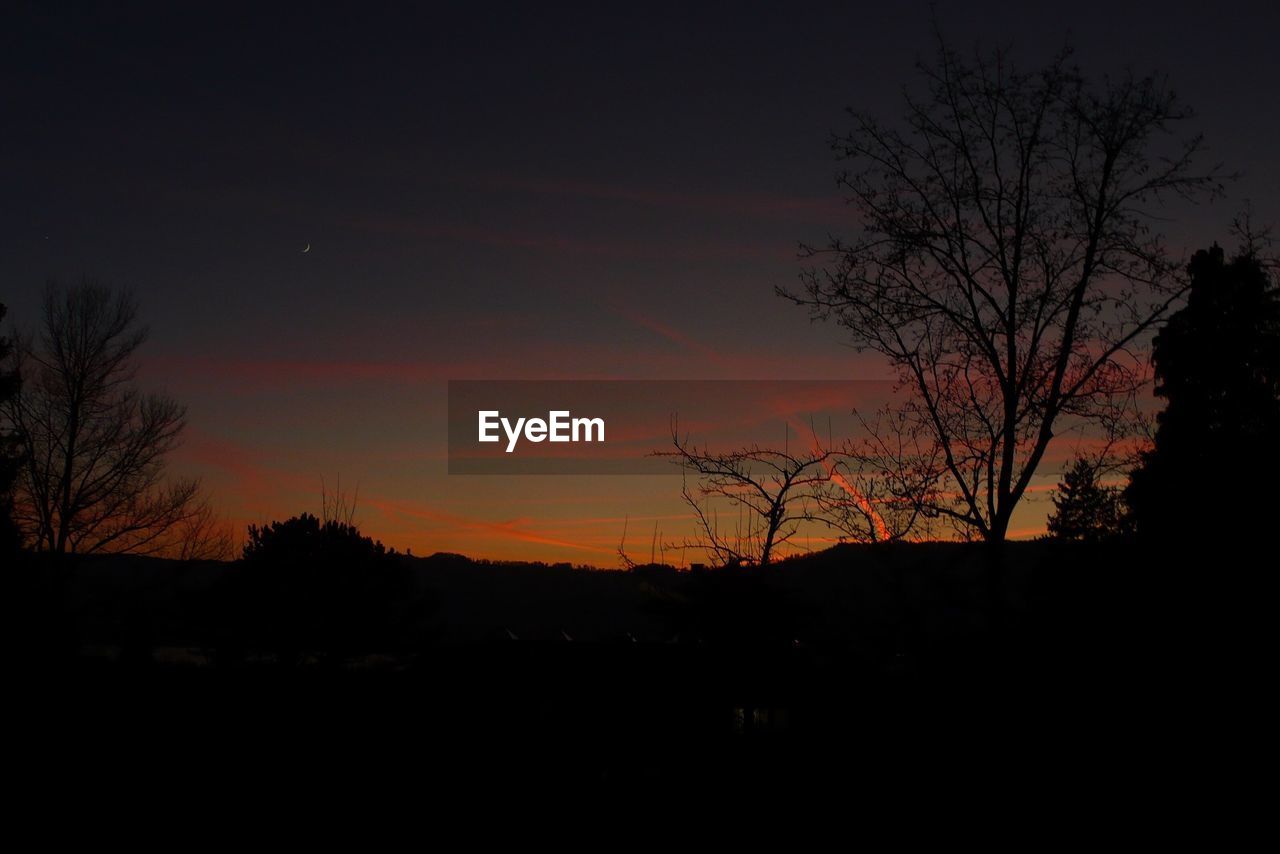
[1124,244,1280,542]
[1047,458,1122,541]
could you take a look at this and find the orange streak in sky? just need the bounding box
[826,466,891,543]
[365,497,614,554]
[785,415,891,543]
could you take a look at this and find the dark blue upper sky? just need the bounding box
[6,0,1276,367]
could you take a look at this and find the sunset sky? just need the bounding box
[4,1,1278,561]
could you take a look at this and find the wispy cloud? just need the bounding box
[348,216,793,263]
[459,172,849,224]
[364,496,619,554]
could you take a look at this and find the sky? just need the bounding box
[3,1,1278,562]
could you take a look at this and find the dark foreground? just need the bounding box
[4,541,1259,800]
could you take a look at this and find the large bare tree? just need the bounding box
[781,40,1223,542]
[5,280,202,555]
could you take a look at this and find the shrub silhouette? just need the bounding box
[242,512,387,565]
[221,513,408,660]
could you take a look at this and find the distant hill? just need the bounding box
[5,538,1156,668]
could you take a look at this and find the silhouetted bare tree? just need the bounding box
[781,37,1224,543]
[4,280,202,555]
[0,302,21,555]
[655,420,838,566]
[171,493,236,561]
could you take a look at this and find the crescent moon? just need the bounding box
[302,244,311,253]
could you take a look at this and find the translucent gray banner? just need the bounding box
[447,380,896,474]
